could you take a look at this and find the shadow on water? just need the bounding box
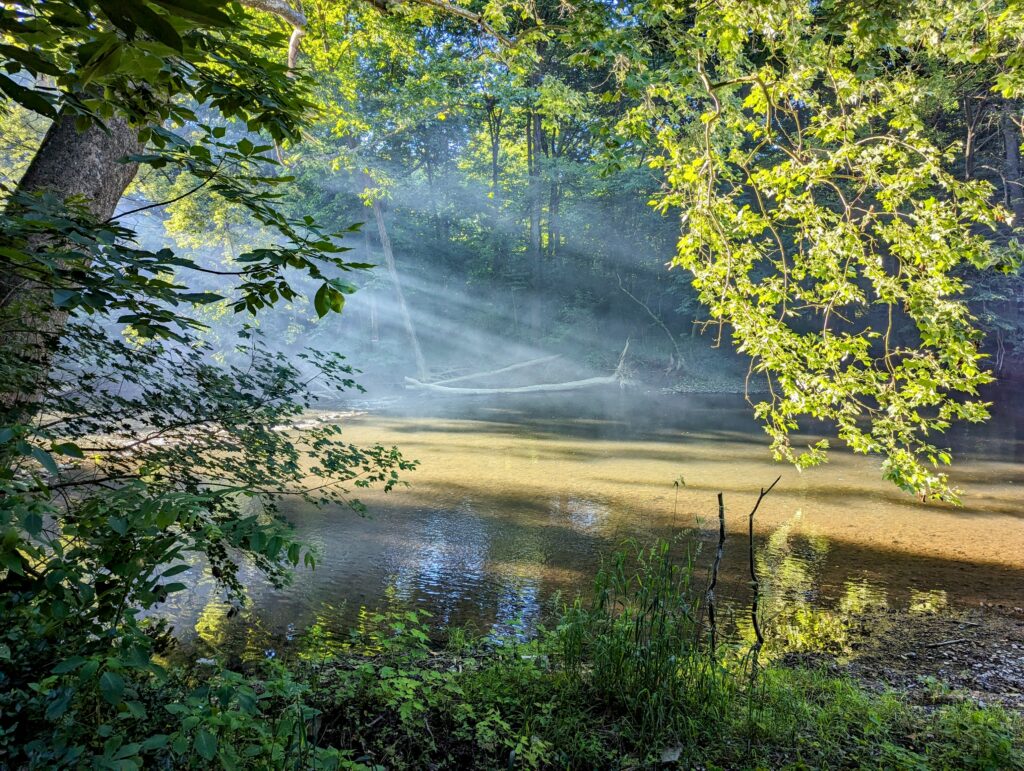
[161,387,1024,659]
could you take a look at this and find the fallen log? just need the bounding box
[405,342,628,394]
[404,374,622,394]
[429,354,562,386]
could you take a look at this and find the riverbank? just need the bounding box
[819,605,1024,710]
[164,620,1022,770]
[16,535,1021,770]
[148,558,1024,770]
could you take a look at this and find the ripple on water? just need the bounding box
[162,390,1024,658]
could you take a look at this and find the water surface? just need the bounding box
[165,390,1024,655]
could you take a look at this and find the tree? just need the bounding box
[564,0,1024,501]
[0,3,416,763]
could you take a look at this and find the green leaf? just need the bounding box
[179,292,224,304]
[0,43,63,77]
[140,734,169,751]
[313,283,330,318]
[30,446,60,475]
[194,729,218,760]
[155,507,178,529]
[330,290,345,313]
[53,288,79,308]
[53,656,87,674]
[0,552,24,576]
[51,441,85,459]
[0,74,57,118]
[328,278,358,294]
[150,0,232,27]
[100,671,125,705]
[125,700,147,719]
[23,511,43,536]
[45,689,73,721]
[77,38,124,85]
[122,1,184,51]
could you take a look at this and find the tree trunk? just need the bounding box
[526,111,543,330]
[1002,102,1024,229]
[13,113,142,219]
[1,113,143,409]
[526,112,542,268]
[370,198,429,381]
[484,96,502,202]
[548,180,560,259]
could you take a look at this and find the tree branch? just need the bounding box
[238,0,307,69]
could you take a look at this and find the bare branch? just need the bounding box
[238,0,307,69]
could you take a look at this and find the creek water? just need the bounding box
[164,389,1024,657]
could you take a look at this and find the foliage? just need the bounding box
[560,539,716,739]
[0,1,414,766]
[0,0,308,140]
[583,0,1024,501]
[0,316,415,763]
[2,0,1024,764]
[130,0,1024,501]
[6,540,1022,769]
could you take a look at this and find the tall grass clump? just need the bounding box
[558,539,733,746]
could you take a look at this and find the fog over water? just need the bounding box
[160,386,1024,658]
[127,133,1024,660]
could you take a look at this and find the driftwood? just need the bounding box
[616,274,683,372]
[404,343,628,395]
[429,354,562,386]
[925,638,973,649]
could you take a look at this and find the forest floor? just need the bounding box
[787,605,1024,710]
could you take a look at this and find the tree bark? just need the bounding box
[12,113,143,220]
[1002,102,1024,229]
[526,110,543,330]
[484,95,502,202]
[527,111,542,268]
[1,113,143,409]
[2,111,143,311]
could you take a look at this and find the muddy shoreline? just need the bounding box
[785,605,1024,710]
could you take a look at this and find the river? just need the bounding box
[163,389,1024,657]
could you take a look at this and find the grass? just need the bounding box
[171,541,1023,769]
[18,540,1024,769]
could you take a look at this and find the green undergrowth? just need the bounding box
[8,541,1023,770]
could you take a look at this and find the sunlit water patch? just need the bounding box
[162,390,1024,659]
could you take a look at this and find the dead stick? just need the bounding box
[926,638,972,648]
[707,492,726,651]
[748,476,781,648]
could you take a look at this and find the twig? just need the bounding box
[748,476,781,649]
[744,476,780,757]
[706,492,726,651]
[616,274,683,371]
[926,638,972,649]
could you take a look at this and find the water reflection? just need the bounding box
[551,496,611,534]
[161,390,1024,659]
[731,512,889,653]
[390,504,490,626]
